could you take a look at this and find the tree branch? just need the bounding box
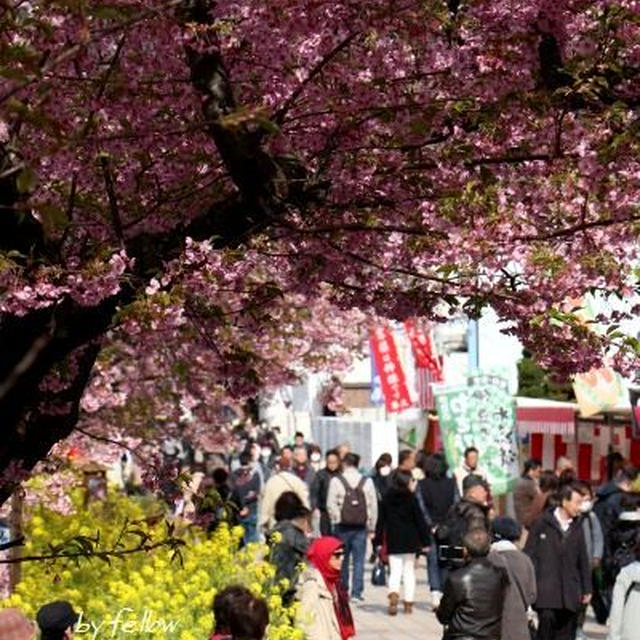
[273,31,361,124]
[100,155,125,248]
[515,213,640,242]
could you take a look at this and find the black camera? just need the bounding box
[438,545,466,562]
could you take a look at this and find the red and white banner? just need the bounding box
[370,326,412,413]
[404,319,443,411]
[404,319,443,376]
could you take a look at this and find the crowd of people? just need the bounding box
[4,423,640,640]
[255,440,640,640]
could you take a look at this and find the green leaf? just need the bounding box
[16,167,38,194]
[36,203,69,234]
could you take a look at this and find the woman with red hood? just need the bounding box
[297,536,355,640]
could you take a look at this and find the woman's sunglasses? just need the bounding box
[332,549,345,558]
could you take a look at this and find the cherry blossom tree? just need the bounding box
[1,0,639,504]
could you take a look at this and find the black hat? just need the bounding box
[36,602,79,632]
[462,474,488,493]
[492,516,522,542]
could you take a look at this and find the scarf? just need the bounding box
[307,537,355,640]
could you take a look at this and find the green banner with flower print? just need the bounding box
[434,372,519,496]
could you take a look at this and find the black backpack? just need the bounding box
[339,476,368,526]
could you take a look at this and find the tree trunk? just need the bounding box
[0,0,314,506]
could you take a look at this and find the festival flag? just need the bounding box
[404,318,443,376]
[434,372,519,495]
[404,319,443,410]
[370,326,412,413]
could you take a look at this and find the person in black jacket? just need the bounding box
[436,527,507,640]
[418,452,459,607]
[436,474,490,565]
[374,470,430,615]
[524,483,592,640]
[310,449,341,535]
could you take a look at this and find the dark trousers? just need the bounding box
[427,543,446,592]
[319,510,332,536]
[537,608,578,640]
[335,524,367,597]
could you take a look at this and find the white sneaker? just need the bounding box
[430,590,442,609]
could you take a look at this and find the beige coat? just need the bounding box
[297,567,342,640]
[258,471,310,532]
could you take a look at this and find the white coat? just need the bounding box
[608,560,640,640]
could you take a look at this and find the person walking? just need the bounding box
[374,470,430,615]
[513,458,542,530]
[453,446,487,496]
[524,483,592,640]
[397,449,416,473]
[575,481,604,639]
[268,492,312,604]
[297,537,355,640]
[528,470,559,525]
[368,452,392,561]
[593,467,638,620]
[555,456,574,477]
[595,467,638,540]
[327,452,378,601]
[417,452,459,608]
[292,446,316,489]
[259,462,310,534]
[488,517,537,640]
[371,453,393,505]
[230,450,262,544]
[310,449,342,536]
[608,530,640,640]
[436,527,507,640]
[438,474,491,554]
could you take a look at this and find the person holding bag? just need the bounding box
[374,469,430,615]
[488,517,537,640]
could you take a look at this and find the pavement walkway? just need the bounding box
[350,557,609,640]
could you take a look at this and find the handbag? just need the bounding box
[502,557,537,640]
[371,551,387,586]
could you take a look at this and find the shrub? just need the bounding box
[2,487,301,640]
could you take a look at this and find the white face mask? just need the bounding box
[580,500,593,513]
[379,466,391,477]
[310,453,321,463]
[260,448,272,459]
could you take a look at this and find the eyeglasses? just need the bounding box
[332,550,345,558]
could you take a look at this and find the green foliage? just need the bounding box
[518,352,575,401]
